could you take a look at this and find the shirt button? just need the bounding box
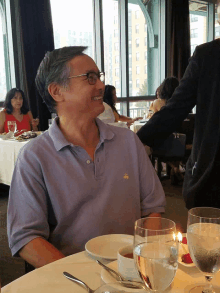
[86,160,91,164]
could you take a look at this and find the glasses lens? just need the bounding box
[100,73,105,83]
[88,73,97,85]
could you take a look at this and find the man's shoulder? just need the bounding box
[18,131,52,158]
[196,39,220,56]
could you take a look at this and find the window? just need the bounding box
[135,10,139,19]
[191,28,198,38]
[191,44,197,55]
[0,1,11,103]
[50,0,94,58]
[145,51,147,60]
[128,0,164,99]
[145,65,147,74]
[51,0,165,114]
[215,4,220,39]
[189,1,208,55]
[191,15,198,22]
[115,80,120,89]
[103,0,121,95]
[115,55,119,63]
[114,29,118,38]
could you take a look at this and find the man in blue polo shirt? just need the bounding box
[7,46,166,268]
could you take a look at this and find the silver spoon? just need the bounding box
[96,260,124,281]
[63,271,95,293]
[96,260,144,288]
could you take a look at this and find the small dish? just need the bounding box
[85,234,134,260]
[178,243,195,268]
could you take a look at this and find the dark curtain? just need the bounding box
[169,0,190,80]
[18,0,54,130]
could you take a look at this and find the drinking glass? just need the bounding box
[133,217,179,292]
[187,207,220,293]
[7,121,17,137]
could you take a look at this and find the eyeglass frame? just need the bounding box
[68,71,105,85]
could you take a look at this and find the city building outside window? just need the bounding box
[136,79,140,88]
[136,66,140,75]
[136,52,139,61]
[135,10,139,19]
[115,55,119,64]
[135,38,139,48]
[135,24,139,33]
[191,28,198,38]
[115,68,119,77]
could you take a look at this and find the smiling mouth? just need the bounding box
[93,96,103,101]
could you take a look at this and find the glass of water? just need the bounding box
[7,121,17,137]
[187,207,220,293]
[133,217,179,292]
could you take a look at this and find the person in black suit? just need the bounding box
[137,1,220,209]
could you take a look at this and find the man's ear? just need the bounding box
[48,83,64,103]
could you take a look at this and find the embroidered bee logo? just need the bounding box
[123,173,129,179]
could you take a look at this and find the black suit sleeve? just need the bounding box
[137,48,200,148]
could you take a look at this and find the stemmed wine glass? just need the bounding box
[187,207,220,293]
[7,121,17,138]
[133,217,179,292]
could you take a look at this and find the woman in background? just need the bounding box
[103,85,142,127]
[0,88,39,133]
[148,77,179,118]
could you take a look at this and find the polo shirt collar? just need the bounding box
[49,117,115,151]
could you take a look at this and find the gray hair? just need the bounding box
[35,46,87,113]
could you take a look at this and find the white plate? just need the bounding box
[178,243,195,268]
[85,234,134,260]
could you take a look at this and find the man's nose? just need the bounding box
[96,78,105,90]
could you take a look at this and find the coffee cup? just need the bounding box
[117,245,141,282]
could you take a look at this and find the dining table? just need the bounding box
[130,120,149,134]
[0,138,29,185]
[2,243,220,293]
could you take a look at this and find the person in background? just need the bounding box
[147,77,179,119]
[103,85,142,127]
[137,0,220,210]
[147,77,183,185]
[7,46,165,268]
[0,88,39,134]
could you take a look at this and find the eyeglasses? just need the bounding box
[68,71,105,85]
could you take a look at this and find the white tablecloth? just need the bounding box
[2,250,220,293]
[130,120,148,133]
[0,138,28,185]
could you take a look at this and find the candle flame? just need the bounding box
[177,232,182,242]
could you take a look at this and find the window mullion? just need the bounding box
[119,0,129,116]
[207,2,214,42]
[93,0,104,72]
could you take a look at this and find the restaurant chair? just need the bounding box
[151,114,195,181]
[25,261,35,273]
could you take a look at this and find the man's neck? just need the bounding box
[58,115,100,157]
